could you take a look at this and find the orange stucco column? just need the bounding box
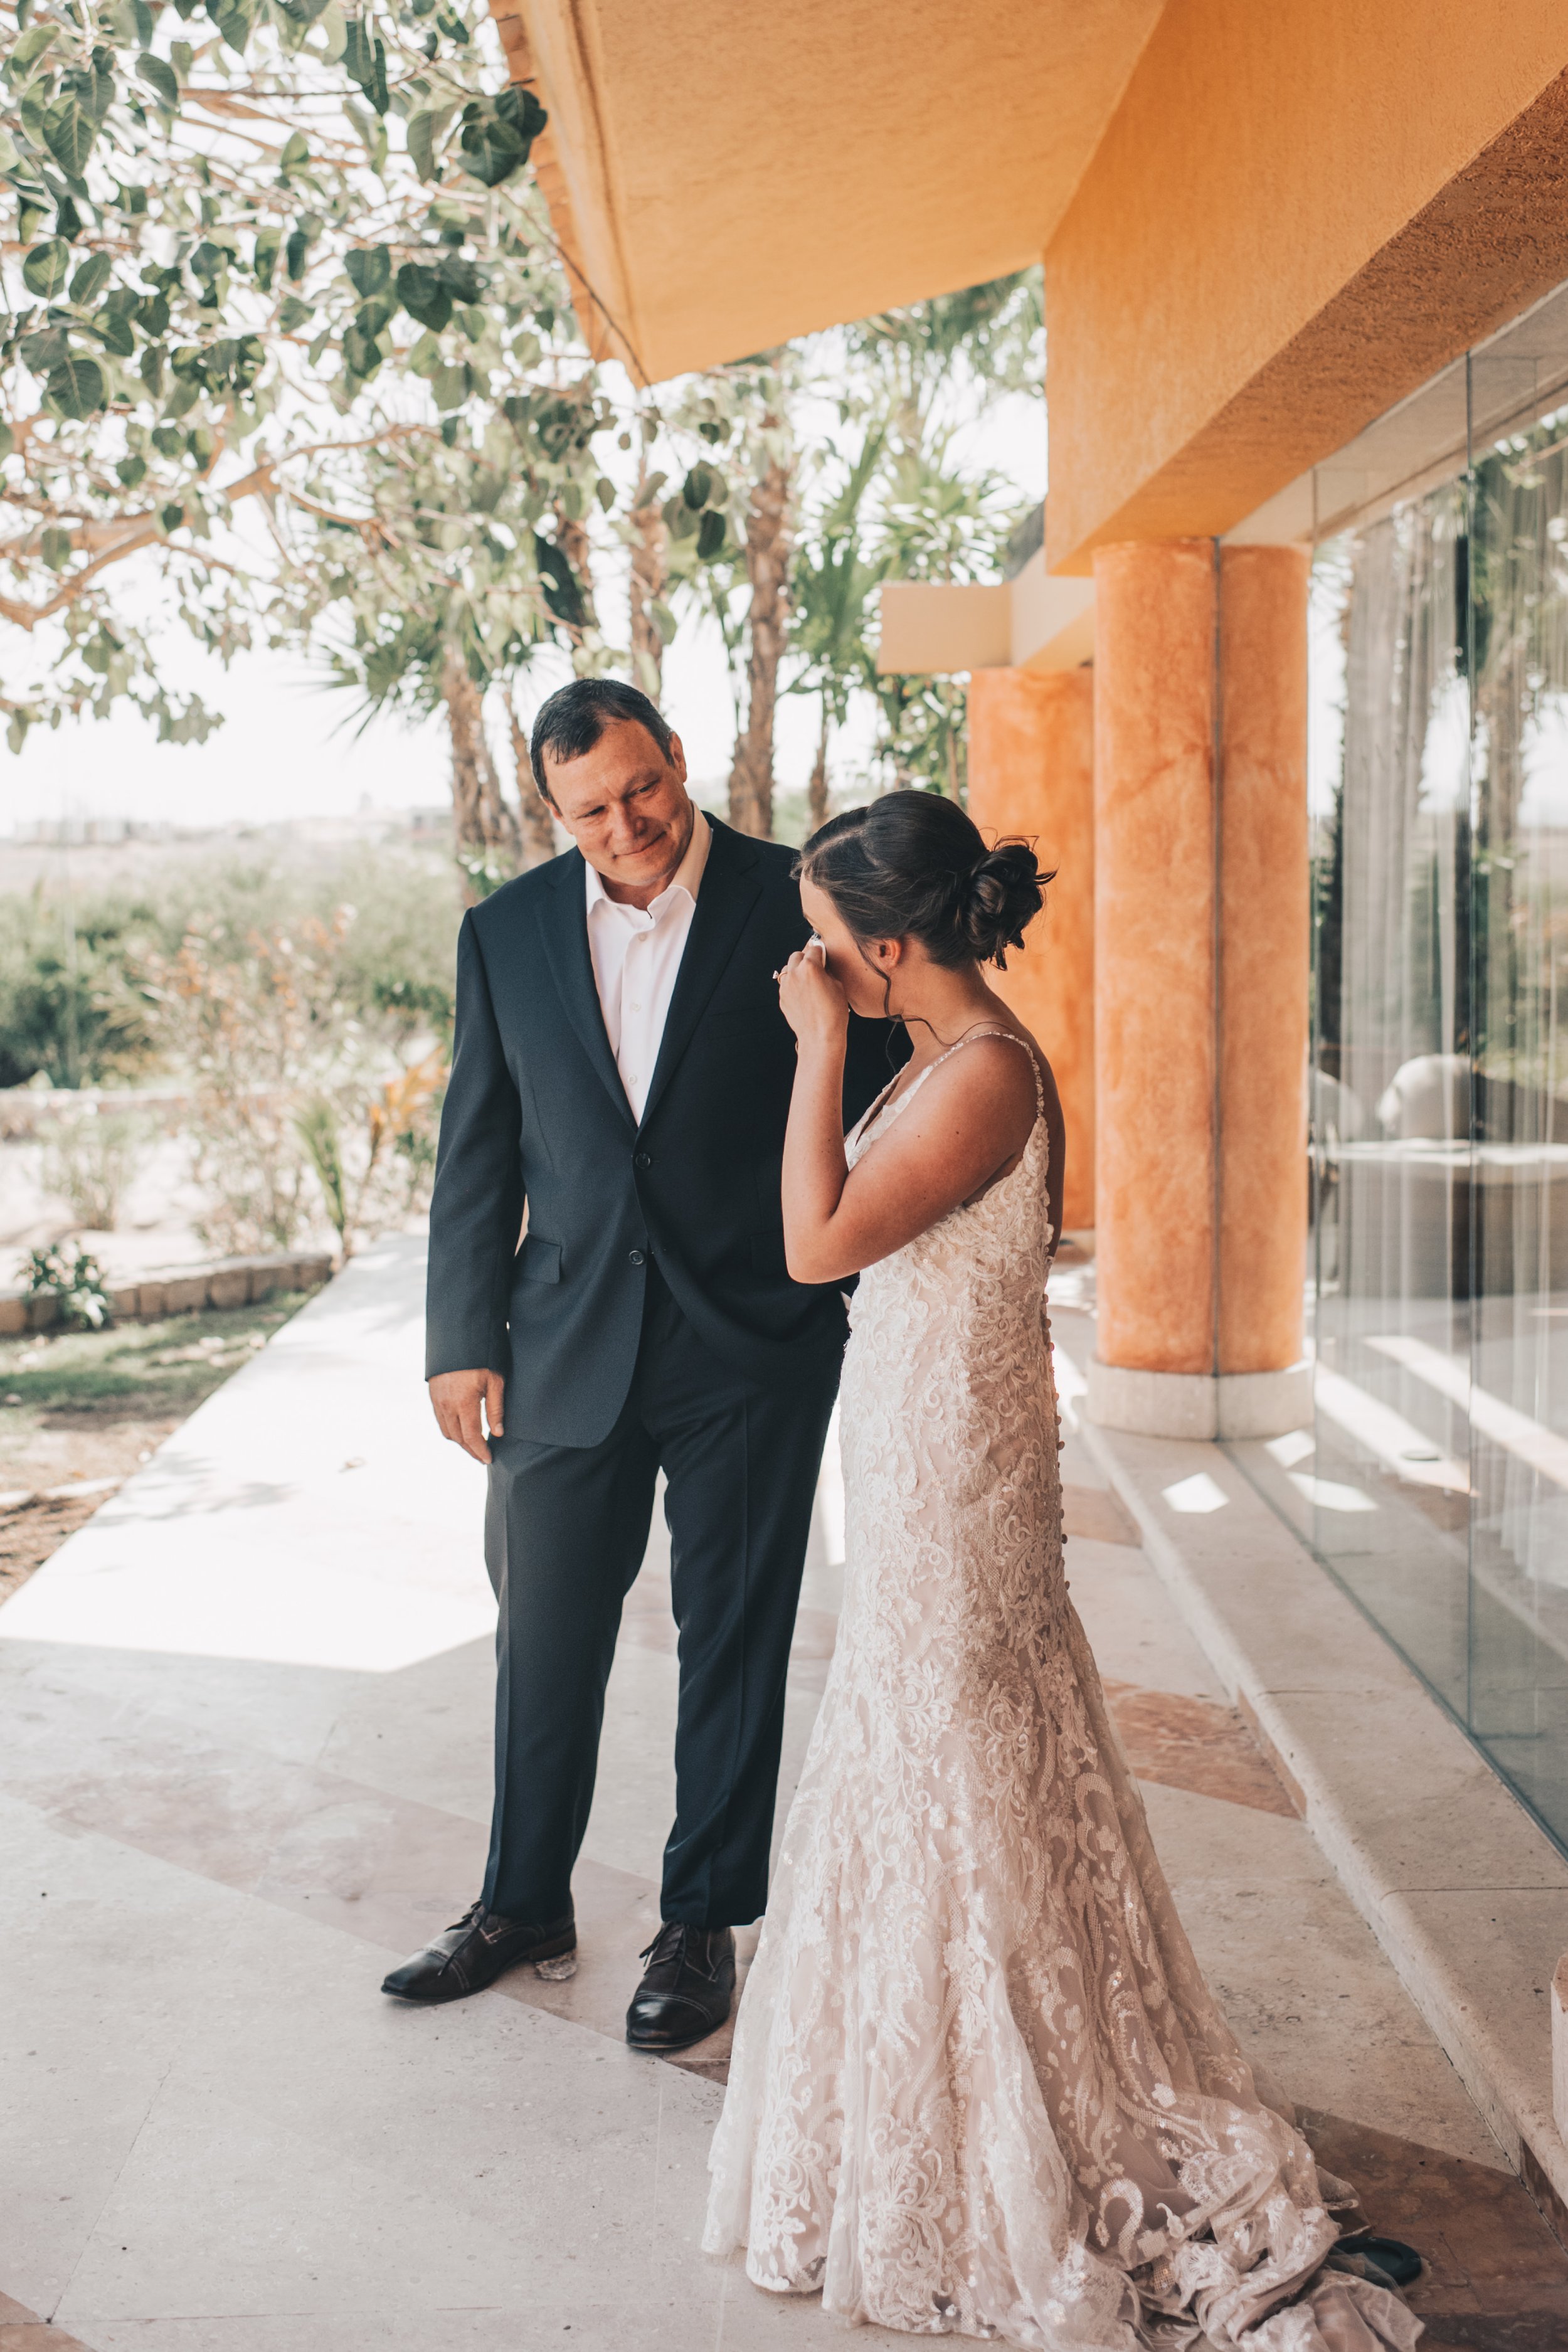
[1217,545,1310,1378]
[967,667,1094,1233]
[1088,539,1309,1441]
[1093,541,1218,1381]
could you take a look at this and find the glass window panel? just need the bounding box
[1304,493,1474,1719]
[1466,411,1568,1836]
[1240,353,1568,1860]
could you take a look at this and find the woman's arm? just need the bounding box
[778,963,857,1284]
[778,950,1039,1285]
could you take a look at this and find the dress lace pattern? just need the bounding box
[704,1032,1421,2352]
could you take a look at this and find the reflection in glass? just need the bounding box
[1468,421,1568,1830]
[1292,407,1568,1852]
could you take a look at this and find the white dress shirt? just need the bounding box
[585,807,711,1122]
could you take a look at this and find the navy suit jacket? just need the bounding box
[424,815,904,1448]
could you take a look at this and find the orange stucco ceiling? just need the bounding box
[495,0,1166,383]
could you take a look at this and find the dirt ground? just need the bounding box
[0,1290,317,1604]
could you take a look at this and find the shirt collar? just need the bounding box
[585,805,711,921]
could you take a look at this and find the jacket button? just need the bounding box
[628,1248,646,1267]
[634,1150,652,1170]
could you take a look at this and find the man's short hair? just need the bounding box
[529,677,675,803]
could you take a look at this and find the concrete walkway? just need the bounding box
[2,1236,1564,2349]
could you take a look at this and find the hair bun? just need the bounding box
[796,793,1051,972]
[959,840,1044,969]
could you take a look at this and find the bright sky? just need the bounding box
[0,383,1046,833]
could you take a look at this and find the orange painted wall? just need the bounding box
[1047,1,1568,566]
[1092,543,1216,1376]
[1217,547,1309,1377]
[967,668,1094,1232]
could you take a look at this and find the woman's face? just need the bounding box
[800,875,901,1019]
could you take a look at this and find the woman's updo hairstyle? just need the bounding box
[796,792,1049,971]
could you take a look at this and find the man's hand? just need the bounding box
[429,1367,506,1465]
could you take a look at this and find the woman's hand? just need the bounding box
[776,938,848,1052]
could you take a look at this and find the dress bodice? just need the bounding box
[837,1027,1064,1666]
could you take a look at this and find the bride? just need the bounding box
[704,793,1419,2352]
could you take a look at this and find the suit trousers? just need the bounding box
[480,1261,839,1929]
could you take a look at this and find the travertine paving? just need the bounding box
[1,1235,1562,2349]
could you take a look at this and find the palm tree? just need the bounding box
[788,420,888,829]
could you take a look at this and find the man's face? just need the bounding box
[543,719,693,903]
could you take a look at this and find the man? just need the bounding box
[383,677,898,2049]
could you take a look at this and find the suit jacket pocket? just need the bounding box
[519,1234,562,1285]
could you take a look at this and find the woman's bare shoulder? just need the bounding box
[982,1020,1062,1112]
[905,1026,1041,1128]
[956,1021,1052,1089]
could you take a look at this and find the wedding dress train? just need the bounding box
[704,1032,1419,2352]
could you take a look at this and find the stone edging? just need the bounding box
[1051,1315,1568,2245]
[0,1084,292,1141]
[0,1251,334,1337]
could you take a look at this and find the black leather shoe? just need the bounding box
[381,1900,575,2003]
[625,1922,736,2050]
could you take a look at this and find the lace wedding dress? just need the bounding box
[705,1032,1419,2352]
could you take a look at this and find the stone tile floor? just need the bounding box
[1,1234,1565,2348]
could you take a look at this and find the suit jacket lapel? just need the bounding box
[537,850,636,1130]
[639,818,763,1132]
